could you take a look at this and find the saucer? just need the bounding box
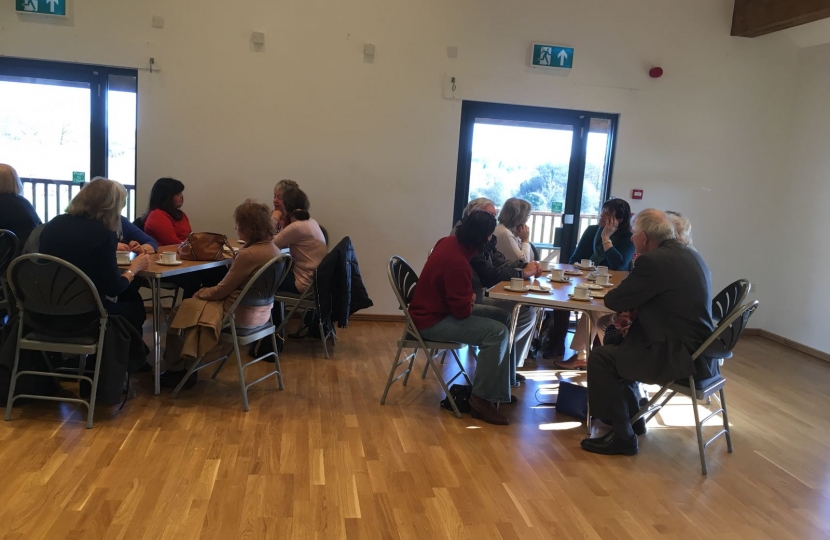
[597,282,614,288]
[503,285,527,292]
[549,277,571,283]
[575,264,595,271]
[585,284,604,290]
[527,285,553,293]
[589,291,607,299]
[567,294,592,302]
[156,259,183,266]
[564,270,583,276]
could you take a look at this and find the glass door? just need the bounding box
[454,101,617,261]
[0,58,139,222]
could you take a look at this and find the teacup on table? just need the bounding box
[116,251,130,265]
[596,274,611,285]
[580,259,593,269]
[539,261,551,271]
[550,269,565,281]
[597,266,609,276]
[573,284,591,299]
[160,251,178,264]
[510,277,524,291]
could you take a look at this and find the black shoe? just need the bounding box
[599,417,647,436]
[580,431,638,456]
[515,373,526,383]
[160,370,197,390]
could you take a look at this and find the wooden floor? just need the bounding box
[1,322,830,539]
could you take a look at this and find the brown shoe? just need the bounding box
[469,394,510,425]
[553,353,587,370]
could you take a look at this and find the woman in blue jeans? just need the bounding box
[409,211,513,425]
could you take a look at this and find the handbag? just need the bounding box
[177,232,235,261]
[440,384,472,414]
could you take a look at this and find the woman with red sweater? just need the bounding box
[409,211,513,425]
[143,178,192,246]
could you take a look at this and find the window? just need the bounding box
[454,101,617,261]
[0,58,139,222]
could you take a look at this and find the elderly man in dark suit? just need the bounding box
[581,209,714,456]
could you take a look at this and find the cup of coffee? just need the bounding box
[510,277,524,291]
[596,274,611,285]
[573,284,590,299]
[116,251,130,265]
[161,251,177,264]
[540,261,551,271]
[580,259,592,268]
[597,266,609,276]
[550,269,565,281]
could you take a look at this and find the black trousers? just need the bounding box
[587,345,642,437]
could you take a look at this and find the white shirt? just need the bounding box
[493,223,532,263]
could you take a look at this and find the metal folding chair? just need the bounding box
[631,300,759,474]
[5,254,109,428]
[0,230,19,324]
[170,255,292,411]
[379,256,473,418]
[274,250,337,358]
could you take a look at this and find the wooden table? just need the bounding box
[487,264,629,433]
[135,245,233,394]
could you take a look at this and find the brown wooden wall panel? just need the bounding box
[732,0,830,37]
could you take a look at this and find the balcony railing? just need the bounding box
[527,211,599,261]
[21,178,137,224]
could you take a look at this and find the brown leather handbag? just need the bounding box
[177,232,235,261]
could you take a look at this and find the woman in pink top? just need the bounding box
[272,187,326,293]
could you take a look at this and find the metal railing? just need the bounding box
[21,178,137,224]
[528,211,599,246]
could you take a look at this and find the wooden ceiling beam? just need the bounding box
[732,0,830,37]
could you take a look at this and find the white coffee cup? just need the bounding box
[550,269,565,281]
[580,259,593,268]
[540,261,551,271]
[597,266,609,276]
[116,251,130,265]
[161,251,177,264]
[510,277,524,291]
[573,284,590,299]
[596,274,611,285]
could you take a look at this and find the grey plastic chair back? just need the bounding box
[0,230,19,279]
[711,279,751,325]
[7,254,107,318]
[227,254,293,317]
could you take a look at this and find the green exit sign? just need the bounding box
[15,0,66,16]
[531,44,574,70]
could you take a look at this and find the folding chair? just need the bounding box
[5,254,109,428]
[170,255,292,411]
[631,300,759,475]
[0,230,19,324]
[712,279,750,324]
[380,256,473,418]
[274,249,337,358]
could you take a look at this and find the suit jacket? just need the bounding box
[603,240,714,384]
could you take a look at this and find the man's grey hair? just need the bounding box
[632,209,676,244]
[462,197,495,219]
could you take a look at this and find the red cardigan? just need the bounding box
[144,209,192,246]
[409,236,478,330]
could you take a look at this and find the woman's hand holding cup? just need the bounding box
[130,253,150,273]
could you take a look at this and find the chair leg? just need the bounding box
[170,355,203,399]
[380,340,406,405]
[4,323,25,421]
[211,356,229,379]
[233,340,250,412]
[720,388,733,453]
[689,377,708,475]
[423,349,462,419]
[319,318,330,359]
[402,348,418,386]
[450,350,472,385]
[85,335,106,429]
[269,332,285,390]
[423,350,445,379]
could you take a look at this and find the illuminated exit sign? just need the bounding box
[15,0,67,16]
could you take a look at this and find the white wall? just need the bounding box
[0,0,798,321]
[762,42,830,351]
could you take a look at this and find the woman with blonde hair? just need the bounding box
[666,210,693,247]
[38,177,149,331]
[0,163,41,247]
[494,198,533,263]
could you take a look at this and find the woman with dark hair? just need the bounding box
[272,187,326,294]
[143,177,191,246]
[543,198,636,368]
[409,211,514,425]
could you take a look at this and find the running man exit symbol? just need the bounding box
[531,44,574,70]
[15,0,66,16]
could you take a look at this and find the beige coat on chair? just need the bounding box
[168,298,225,360]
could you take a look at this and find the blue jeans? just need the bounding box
[419,304,511,403]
